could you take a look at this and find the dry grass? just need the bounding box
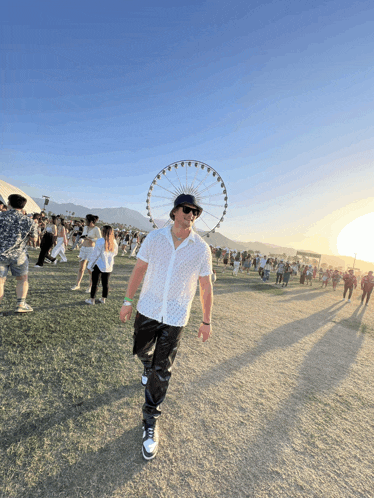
[0,256,373,497]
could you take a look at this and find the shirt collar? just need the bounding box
[163,225,197,248]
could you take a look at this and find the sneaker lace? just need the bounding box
[146,426,155,439]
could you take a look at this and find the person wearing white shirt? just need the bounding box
[119,194,213,461]
[85,225,118,304]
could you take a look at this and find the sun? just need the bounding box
[337,213,374,264]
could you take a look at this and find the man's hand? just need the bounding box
[120,304,133,323]
[198,323,212,342]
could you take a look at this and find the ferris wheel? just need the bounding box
[146,160,228,237]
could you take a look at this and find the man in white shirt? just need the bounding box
[119,194,213,460]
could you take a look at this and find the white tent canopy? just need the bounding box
[0,179,41,214]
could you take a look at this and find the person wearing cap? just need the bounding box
[360,271,374,306]
[342,269,357,302]
[119,193,213,461]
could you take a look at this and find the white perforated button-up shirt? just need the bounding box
[136,226,213,326]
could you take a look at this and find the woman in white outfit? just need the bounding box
[129,232,139,258]
[51,217,68,263]
[71,214,101,292]
[85,225,118,304]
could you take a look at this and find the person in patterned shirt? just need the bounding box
[360,271,374,306]
[0,194,38,314]
[342,269,357,303]
[119,194,213,461]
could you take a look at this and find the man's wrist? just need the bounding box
[202,321,211,326]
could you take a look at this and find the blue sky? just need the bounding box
[1,0,374,258]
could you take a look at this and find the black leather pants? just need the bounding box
[133,312,184,426]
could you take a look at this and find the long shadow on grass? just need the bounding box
[0,382,139,452]
[219,305,367,496]
[281,287,328,302]
[187,301,347,393]
[27,425,146,498]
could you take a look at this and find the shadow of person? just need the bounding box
[219,316,366,496]
[281,287,325,302]
[188,301,347,393]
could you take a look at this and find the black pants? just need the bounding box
[36,233,55,266]
[91,265,110,298]
[343,284,354,299]
[133,313,184,427]
[361,286,373,304]
[276,272,283,284]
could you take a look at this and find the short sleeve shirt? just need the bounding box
[136,226,213,326]
[0,209,38,261]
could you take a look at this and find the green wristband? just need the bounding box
[124,297,133,302]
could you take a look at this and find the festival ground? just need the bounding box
[1,254,373,497]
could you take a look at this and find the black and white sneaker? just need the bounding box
[142,423,159,460]
[141,367,151,387]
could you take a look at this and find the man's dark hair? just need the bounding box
[8,194,27,210]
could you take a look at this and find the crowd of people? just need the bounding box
[209,247,374,304]
[0,196,149,312]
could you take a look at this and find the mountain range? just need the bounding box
[33,197,152,231]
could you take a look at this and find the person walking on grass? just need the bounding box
[71,214,101,292]
[282,263,292,287]
[332,270,341,291]
[342,269,357,303]
[35,216,58,267]
[50,217,68,264]
[119,193,213,461]
[360,271,374,306]
[305,265,313,286]
[275,259,285,285]
[0,194,38,314]
[85,225,118,305]
[233,253,241,276]
[262,258,272,282]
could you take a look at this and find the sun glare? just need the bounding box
[337,213,374,264]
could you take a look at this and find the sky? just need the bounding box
[1,0,374,261]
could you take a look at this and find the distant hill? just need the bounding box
[33,198,152,231]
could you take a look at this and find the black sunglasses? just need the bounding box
[181,205,199,217]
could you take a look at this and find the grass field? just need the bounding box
[1,251,373,497]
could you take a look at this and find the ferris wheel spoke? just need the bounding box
[150,194,175,200]
[198,216,213,230]
[156,184,177,196]
[198,180,221,195]
[174,169,184,191]
[202,202,225,208]
[194,172,210,191]
[199,192,225,199]
[152,202,174,209]
[201,209,220,220]
[164,174,177,189]
[154,208,172,222]
[190,167,199,189]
